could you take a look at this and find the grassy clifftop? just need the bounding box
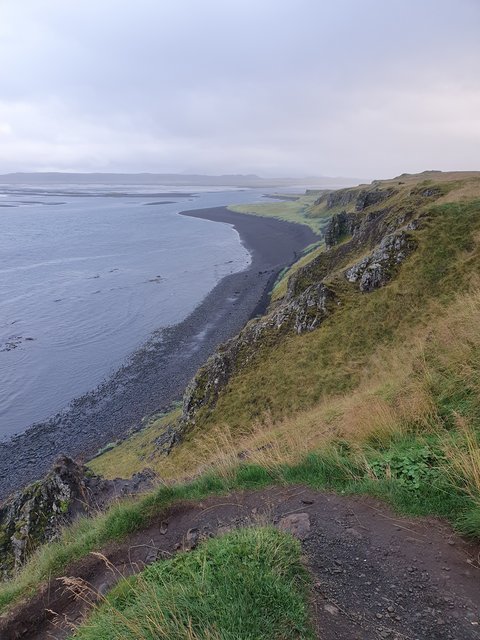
[93,172,480,477]
[2,173,480,628]
[90,173,480,534]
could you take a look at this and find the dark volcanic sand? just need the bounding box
[0,207,317,501]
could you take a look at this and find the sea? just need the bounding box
[0,183,271,440]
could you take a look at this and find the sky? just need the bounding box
[0,0,479,179]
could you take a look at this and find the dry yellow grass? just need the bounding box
[91,285,480,486]
[443,416,480,505]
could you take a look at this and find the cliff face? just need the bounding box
[179,180,437,432]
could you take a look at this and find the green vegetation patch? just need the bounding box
[201,199,480,432]
[229,196,326,234]
[88,409,182,479]
[73,527,314,640]
[2,425,479,616]
[271,242,324,302]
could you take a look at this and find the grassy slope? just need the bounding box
[270,242,324,302]
[91,176,480,489]
[197,197,480,430]
[89,410,182,479]
[73,527,314,640]
[228,195,329,234]
[3,173,480,618]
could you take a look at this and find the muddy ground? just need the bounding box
[1,486,479,640]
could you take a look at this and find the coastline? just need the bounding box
[0,206,317,500]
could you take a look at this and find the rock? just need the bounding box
[184,527,199,550]
[159,521,168,535]
[0,456,155,579]
[277,513,311,539]
[145,550,159,563]
[154,424,182,456]
[345,231,417,292]
[345,527,363,539]
[355,188,396,212]
[324,211,352,248]
[0,456,89,577]
[324,604,339,616]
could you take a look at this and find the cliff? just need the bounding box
[179,178,440,432]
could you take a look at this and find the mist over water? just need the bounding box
[0,185,269,439]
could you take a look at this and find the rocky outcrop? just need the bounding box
[182,283,335,427]
[324,211,353,248]
[354,188,396,211]
[180,185,427,432]
[314,185,396,214]
[0,456,154,577]
[345,231,417,292]
[0,457,88,576]
[314,188,359,210]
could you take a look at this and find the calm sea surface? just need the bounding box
[0,184,267,439]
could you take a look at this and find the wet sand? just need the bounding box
[0,207,318,500]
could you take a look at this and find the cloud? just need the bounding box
[0,0,479,177]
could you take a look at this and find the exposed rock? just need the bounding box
[324,211,352,248]
[181,283,335,427]
[314,188,359,210]
[345,231,417,292]
[277,512,311,539]
[154,423,182,456]
[355,188,396,211]
[323,207,391,249]
[315,185,395,215]
[0,456,155,578]
[184,527,200,550]
[0,456,88,577]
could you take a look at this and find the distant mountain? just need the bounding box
[0,172,360,189]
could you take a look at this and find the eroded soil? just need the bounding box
[1,487,479,640]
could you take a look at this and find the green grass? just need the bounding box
[89,409,182,479]
[199,199,480,432]
[229,196,327,234]
[73,527,314,640]
[2,428,479,616]
[271,242,324,302]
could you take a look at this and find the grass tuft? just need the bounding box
[73,527,314,640]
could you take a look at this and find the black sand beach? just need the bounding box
[0,207,317,500]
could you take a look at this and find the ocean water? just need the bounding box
[0,184,267,439]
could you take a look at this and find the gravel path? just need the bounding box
[0,208,317,500]
[2,486,478,639]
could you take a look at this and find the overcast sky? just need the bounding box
[0,0,479,179]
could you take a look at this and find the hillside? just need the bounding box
[1,171,480,638]
[92,171,480,498]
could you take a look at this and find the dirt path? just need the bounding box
[1,487,479,639]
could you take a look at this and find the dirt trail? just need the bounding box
[1,487,479,640]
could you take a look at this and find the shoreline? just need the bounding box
[0,206,317,500]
